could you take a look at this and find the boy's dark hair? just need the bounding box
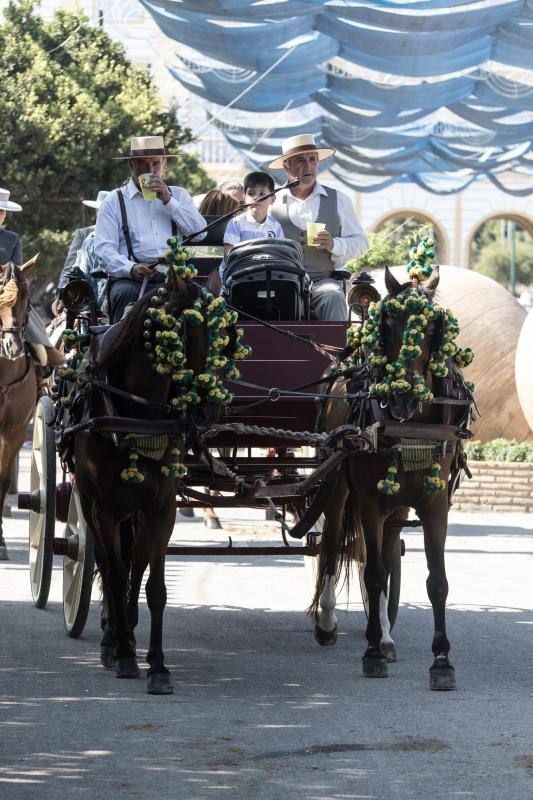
[244,171,275,195]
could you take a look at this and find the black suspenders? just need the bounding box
[117,186,178,263]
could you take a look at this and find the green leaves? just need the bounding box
[0,1,213,299]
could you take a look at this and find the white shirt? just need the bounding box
[94,178,206,279]
[274,181,368,268]
[223,209,284,246]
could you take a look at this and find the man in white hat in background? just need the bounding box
[270,134,368,320]
[95,135,205,323]
[53,190,109,316]
[0,187,64,369]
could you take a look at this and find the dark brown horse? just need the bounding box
[0,259,38,559]
[311,266,472,691]
[72,276,234,694]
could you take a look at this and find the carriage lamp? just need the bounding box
[60,277,96,314]
[348,272,381,322]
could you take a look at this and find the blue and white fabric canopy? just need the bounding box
[141,0,533,194]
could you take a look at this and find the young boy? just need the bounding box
[220,171,284,284]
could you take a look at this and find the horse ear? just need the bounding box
[19,253,39,274]
[421,264,440,298]
[384,265,402,296]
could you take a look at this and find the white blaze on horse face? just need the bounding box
[379,590,394,647]
[319,575,337,632]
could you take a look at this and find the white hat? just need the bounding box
[0,188,22,212]
[115,135,179,160]
[82,190,110,210]
[268,134,335,170]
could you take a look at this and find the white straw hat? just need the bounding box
[0,188,22,212]
[268,134,335,170]
[82,190,110,209]
[114,135,179,160]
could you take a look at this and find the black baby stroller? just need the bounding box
[223,238,311,321]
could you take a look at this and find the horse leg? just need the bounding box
[419,495,455,691]
[360,500,388,678]
[126,516,149,638]
[0,432,25,560]
[379,509,406,663]
[143,504,175,695]
[93,505,139,679]
[313,481,348,646]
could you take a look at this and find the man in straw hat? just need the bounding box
[0,187,64,369]
[269,134,368,320]
[95,135,205,322]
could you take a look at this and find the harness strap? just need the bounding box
[225,376,369,401]
[91,378,174,414]
[0,356,33,426]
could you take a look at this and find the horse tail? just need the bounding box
[306,489,361,618]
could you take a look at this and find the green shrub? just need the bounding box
[464,438,533,462]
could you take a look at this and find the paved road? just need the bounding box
[1,450,532,799]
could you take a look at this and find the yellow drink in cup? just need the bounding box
[139,173,157,201]
[306,221,325,246]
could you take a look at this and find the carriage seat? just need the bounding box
[89,321,123,364]
[223,238,311,321]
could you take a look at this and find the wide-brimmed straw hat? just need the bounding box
[82,190,110,209]
[0,188,22,212]
[268,134,335,170]
[114,135,179,161]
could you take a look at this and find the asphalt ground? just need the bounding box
[0,449,532,800]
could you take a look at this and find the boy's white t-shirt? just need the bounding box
[220,209,284,282]
[224,209,284,246]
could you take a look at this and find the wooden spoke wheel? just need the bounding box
[27,396,56,609]
[63,481,95,638]
[357,536,401,631]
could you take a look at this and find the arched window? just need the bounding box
[468,213,533,297]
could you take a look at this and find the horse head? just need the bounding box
[0,255,38,361]
[380,265,441,421]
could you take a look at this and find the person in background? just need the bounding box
[269,134,368,320]
[95,135,206,323]
[53,191,109,316]
[198,189,241,217]
[217,180,245,205]
[0,187,64,368]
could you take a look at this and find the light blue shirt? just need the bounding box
[94,177,206,279]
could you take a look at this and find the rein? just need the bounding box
[0,355,33,426]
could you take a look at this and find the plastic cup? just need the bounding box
[306,221,326,246]
[138,173,157,201]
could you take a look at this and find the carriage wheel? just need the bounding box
[27,396,56,609]
[63,481,95,638]
[357,536,401,631]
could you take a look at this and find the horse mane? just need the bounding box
[99,280,199,370]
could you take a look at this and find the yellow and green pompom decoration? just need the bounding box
[423,462,446,494]
[121,451,145,484]
[378,464,400,495]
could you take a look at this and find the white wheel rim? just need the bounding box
[29,402,49,599]
[63,482,91,630]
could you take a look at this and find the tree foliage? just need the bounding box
[0,1,213,298]
[346,219,432,272]
[471,217,533,289]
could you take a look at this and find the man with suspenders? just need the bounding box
[269,134,368,321]
[95,136,206,323]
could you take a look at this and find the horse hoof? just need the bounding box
[363,655,388,678]
[178,507,194,518]
[115,657,140,679]
[430,666,456,691]
[147,672,173,695]
[204,516,222,529]
[380,640,397,663]
[314,624,337,647]
[100,645,116,669]
[0,545,8,561]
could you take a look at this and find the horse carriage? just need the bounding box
[16,214,474,694]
